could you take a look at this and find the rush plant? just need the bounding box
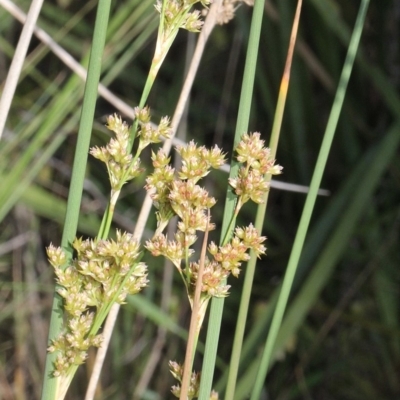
[0,0,375,399]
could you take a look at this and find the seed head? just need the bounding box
[208,225,266,278]
[136,108,173,153]
[234,224,266,257]
[145,233,194,270]
[189,259,230,297]
[134,105,151,123]
[184,10,204,32]
[215,0,254,25]
[46,230,148,377]
[229,168,270,204]
[90,114,143,192]
[47,243,67,267]
[169,360,201,399]
[176,141,226,182]
[155,0,211,34]
[229,132,282,208]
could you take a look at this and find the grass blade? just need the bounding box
[224,1,302,398]
[250,1,370,398]
[198,0,267,398]
[41,1,112,398]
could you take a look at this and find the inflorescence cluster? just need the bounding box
[45,0,267,396]
[169,360,220,400]
[47,110,170,378]
[47,232,148,375]
[155,0,212,34]
[146,131,281,305]
[144,129,281,398]
[90,112,172,204]
[46,110,282,398]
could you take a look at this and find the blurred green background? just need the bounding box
[0,0,399,399]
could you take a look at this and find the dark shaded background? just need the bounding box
[0,0,399,399]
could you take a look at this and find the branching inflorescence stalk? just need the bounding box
[44,2,280,400]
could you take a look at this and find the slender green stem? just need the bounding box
[224,2,303,398]
[98,202,111,240]
[98,199,116,240]
[99,149,141,240]
[91,256,144,335]
[198,0,266,398]
[250,1,370,398]
[127,0,179,149]
[221,211,237,246]
[41,1,112,399]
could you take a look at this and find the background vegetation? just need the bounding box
[1,0,399,399]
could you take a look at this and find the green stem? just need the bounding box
[224,1,303,397]
[98,202,111,240]
[92,255,144,335]
[198,0,266,397]
[98,198,116,240]
[250,1,370,398]
[41,1,112,399]
[221,211,238,247]
[127,0,180,150]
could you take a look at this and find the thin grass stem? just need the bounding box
[250,1,370,398]
[0,0,44,138]
[198,0,266,397]
[224,1,303,398]
[85,4,223,397]
[40,1,112,398]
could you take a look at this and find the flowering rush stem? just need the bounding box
[128,0,210,149]
[145,132,281,398]
[179,210,211,400]
[44,109,172,398]
[45,1,261,398]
